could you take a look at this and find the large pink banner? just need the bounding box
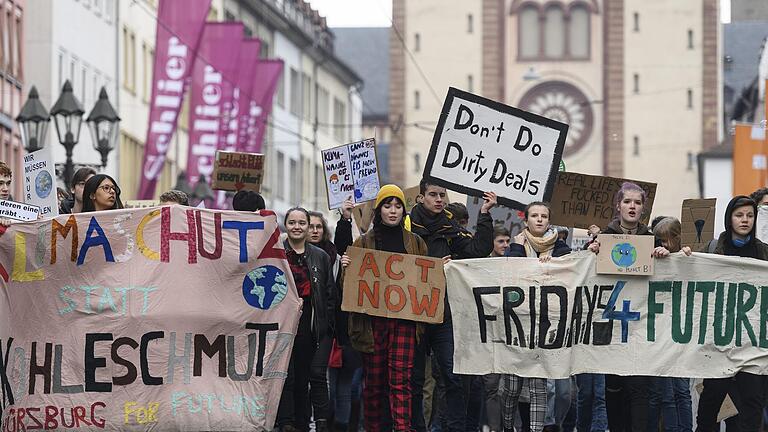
[214,39,262,210]
[137,0,212,200]
[187,22,243,193]
[242,60,284,154]
[0,206,301,431]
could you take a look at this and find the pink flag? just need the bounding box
[137,0,211,199]
[214,38,262,209]
[186,22,243,192]
[242,60,284,154]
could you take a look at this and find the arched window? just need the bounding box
[569,5,590,58]
[544,5,565,58]
[519,5,540,59]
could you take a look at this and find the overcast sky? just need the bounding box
[309,0,730,28]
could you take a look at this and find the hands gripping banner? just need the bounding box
[447,251,768,379]
[0,207,301,431]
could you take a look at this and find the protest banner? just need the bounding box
[595,234,654,275]
[341,246,445,324]
[466,196,525,236]
[138,0,212,199]
[211,151,264,192]
[23,149,58,218]
[758,206,768,243]
[322,138,381,209]
[0,200,39,221]
[423,87,567,210]
[446,251,768,378]
[681,198,716,251]
[549,172,657,229]
[123,200,160,209]
[0,206,301,430]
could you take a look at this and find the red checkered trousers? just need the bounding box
[363,317,418,432]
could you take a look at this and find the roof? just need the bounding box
[724,22,768,97]
[332,27,390,120]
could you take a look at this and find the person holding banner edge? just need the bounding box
[278,207,336,432]
[587,182,671,432]
[695,195,768,432]
[501,201,572,432]
[409,179,496,432]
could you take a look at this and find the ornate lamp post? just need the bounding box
[16,86,50,153]
[86,87,121,168]
[49,80,85,186]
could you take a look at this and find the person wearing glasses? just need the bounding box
[81,174,124,212]
[60,167,97,214]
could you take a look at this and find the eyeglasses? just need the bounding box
[98,185,117,193]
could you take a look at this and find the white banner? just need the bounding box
[446,251,768,378]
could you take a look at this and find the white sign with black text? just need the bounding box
[0,199,40,221]
[423,88,568,210]
[23,148,59,218]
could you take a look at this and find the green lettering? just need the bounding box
[671,282,694,344]
[696,282,716,345]
[647,282,671,342]
[735,283,757,347]
[713,282,736,347]
[760,286,768,348]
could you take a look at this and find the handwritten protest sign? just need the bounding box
[549,172,657,229]
[322,138,381,209]
[124,200,160,209]
[341,246,445,323]
[446,252,768,378]
[595,234,654,275]
[23,148,58,218]
[0,207,301,430]
[212,150,265,192]
[681,198,716,251]
[0,199,39,221]
[423,88,567,210]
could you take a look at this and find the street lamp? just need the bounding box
[86,87,121,168]
[16,86,50,153]
[49,80,85,186]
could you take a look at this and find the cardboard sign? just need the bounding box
[341,246,445,323]
[549,172,657,229]
[595,234,654,275]
[124,200,160,209]
[322,138,381,209]
[466,195,525,236]
[758,206,768,244]
[0,206,300,430]
[350,185,425,233]
[211,150,264,192]
[681,198,716,251]
[423,87,567,210]
[23,148,59,218]
[0,199,40,221]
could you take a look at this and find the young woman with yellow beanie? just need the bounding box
[341,184,428,432]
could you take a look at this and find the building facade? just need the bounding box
[223,0,362,221]
[24,0,118,188]
[0,0,23,199]
[389,0,722,218]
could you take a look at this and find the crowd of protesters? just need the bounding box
[1,159,768,432]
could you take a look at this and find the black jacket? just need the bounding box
[283,240,337,339]
[410,205,494,259]
[334,217,354,256]
[713,195,768,260]
[506,239,572,258]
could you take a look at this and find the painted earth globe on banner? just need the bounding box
[35,170,53,199]
[242,265,288,310]
[611,242,637,268]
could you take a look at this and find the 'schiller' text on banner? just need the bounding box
[423,88,567,210]
[341,246,445,324]
[0,206,301,431]
[446,252,768,378]
[138,0,212,199]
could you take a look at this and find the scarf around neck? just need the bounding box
[519,228,558,258]
[410,203,462,238]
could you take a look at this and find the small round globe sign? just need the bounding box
[35,170,53,199]
[610,242,638,268]
[242,265,288,310]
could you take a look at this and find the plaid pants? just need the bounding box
[502,375,547,432]
[363,317,417,432]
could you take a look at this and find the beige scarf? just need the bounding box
[516,228,558,258]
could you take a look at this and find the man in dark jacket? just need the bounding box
[409,179,496,432]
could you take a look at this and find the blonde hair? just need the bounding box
[653,217,682,252]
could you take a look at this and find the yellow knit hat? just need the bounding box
[374,184,406,208]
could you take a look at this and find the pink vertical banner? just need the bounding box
[214,38,262,209]
[242,60,284,154]
[186,22,243,197]
[137,0,211,200]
